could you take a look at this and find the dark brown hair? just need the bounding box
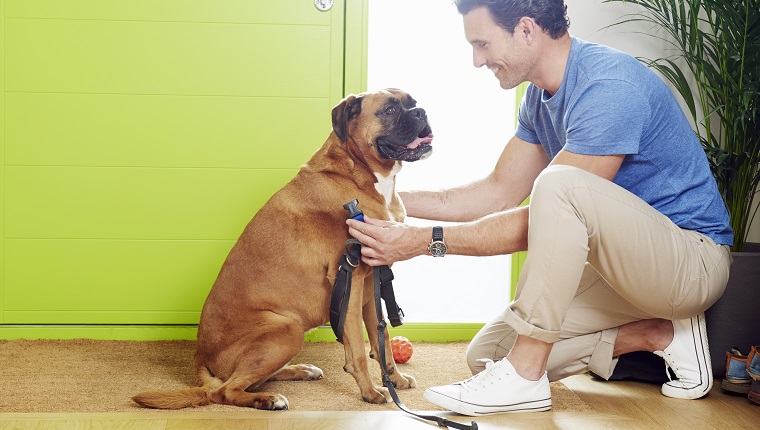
[454,0,570,39]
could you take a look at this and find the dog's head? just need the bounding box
[331,88,433,163]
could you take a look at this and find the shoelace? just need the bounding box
[661,352,697,387]
[459,358,500,390]
[660,351,681,382]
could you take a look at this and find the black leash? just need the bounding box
[373,264,478,430]
[330,200,477,430]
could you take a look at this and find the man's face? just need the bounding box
[462,6,531,90]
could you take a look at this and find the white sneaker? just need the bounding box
[423,358,551,416]
[654,313,713,399]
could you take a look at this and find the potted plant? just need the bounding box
[603,0,760,377]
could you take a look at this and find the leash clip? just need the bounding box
[344,239,362,268]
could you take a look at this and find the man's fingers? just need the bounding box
[360,250,385,267]
[362,258,384,267]
[345,217,397,266]
[360,247,388,267]
[346,219,378,246]
[362,216,392,228]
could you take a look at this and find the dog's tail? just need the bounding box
[132,386,211,409]
[133,365,221,409]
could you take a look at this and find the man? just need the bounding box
[346,0,733,416]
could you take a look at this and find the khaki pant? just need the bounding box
[467,165,731,381]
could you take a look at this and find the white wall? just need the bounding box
[565,0,666,56]
[367,0,514,323]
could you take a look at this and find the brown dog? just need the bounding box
[132,88,433,410]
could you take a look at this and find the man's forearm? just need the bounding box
[344,201,529,265]
[399,189,468,221]
[443,205,530,256]
[400,136,546,224]
[400,180,520,223]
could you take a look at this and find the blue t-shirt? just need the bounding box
[516,37,733,246]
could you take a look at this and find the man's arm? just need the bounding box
[400,136,549,222]
[346,136,546,265]
[441,150,625,257]
[347,144,625,266]
[550,149,623,181]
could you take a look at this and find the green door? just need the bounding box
[0,0,365,330]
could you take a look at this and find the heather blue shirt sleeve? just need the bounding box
[516,91,540,145]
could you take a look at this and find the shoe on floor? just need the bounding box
[721,348,751,395]
[423,357,551,416]
[749,380,760,405]
[747,345,760,380]
[653,313,712,399]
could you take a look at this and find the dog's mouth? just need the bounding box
[377,125,434,162]
[404,130,434,150]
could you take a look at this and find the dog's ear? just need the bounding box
[331,95,362,142]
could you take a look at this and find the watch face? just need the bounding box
[429,241,447,257]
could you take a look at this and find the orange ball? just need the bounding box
[391,336,413,363]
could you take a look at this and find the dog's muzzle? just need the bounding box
[377,124,434,162]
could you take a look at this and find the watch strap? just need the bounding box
[432,226,443,242]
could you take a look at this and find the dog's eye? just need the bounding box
[384,106,398,115]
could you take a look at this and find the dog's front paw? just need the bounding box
[361,386,391,404]
[391,371,416,390]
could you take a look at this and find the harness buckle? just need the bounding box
[344,239,362,267]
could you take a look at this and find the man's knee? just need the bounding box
[532,164,587,199]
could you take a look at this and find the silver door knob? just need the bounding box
[314,0,333,11]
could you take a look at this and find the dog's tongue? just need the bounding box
[405,134,433,149]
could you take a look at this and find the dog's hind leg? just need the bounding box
[207,315,304,410]
[195,360,224,389]
[210,374,290,410]
[362,295,416,390]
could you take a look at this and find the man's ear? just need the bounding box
[516,16,538,43]
[331,95,362,142]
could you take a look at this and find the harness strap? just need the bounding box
[329,239,362,343]
[376,265,404,327]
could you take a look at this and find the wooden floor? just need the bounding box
[1,374,759,429]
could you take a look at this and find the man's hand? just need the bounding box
[345,216,426,266]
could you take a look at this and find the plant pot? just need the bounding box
[705,242,760,378]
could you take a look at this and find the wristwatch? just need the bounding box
[428,226,447,257]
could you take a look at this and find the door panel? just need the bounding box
[5,19,331,97]
[5,93,328,169]
[1,0,348,324]
[6,0,330,25]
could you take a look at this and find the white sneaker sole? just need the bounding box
[424,389,552,416]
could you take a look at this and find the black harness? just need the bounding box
[329,239,403,342]
[330,201,477,430]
